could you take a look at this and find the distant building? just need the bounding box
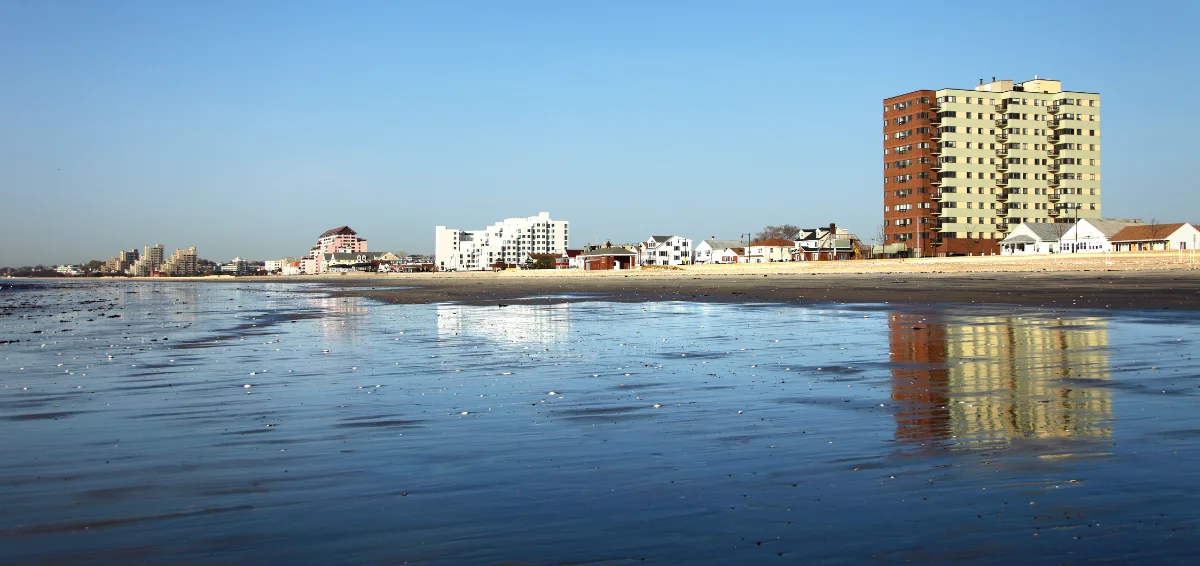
[1109,223,1200,252]
[56,265,81,276]
[1059,219,1143,253]
[639,235,693,266]
[999,222,1064,255]
[310,226,367,273]
[694,239,745,264]
[129,244,165,276]
[794,225,860,261]
[105,248,139,274]
[745,238,795,263]
[223,257,250,276]
[160,247,199,276]
[884,77,1102,257]
[582,247,638,270]
[323,251,400,273]
[435,212,568,271]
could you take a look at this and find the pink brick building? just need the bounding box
[308,226,368,273]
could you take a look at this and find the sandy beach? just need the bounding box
[199,251,1200,310]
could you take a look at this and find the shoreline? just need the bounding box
[18,252,1200,310]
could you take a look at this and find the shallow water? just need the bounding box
[2,280,1199,564]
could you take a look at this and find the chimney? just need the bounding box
[979,78,983,85]
[829,223,837,234]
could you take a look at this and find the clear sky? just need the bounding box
[2,0,1197,265]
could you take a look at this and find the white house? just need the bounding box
[745,238,796,263]
[718,247,744,264]
[435,212,569,271]
[1109,223,1200,252]
[1059,218,1143,253]
[694,239,745,264]
[794,225,856,260]
[640,236,693,266]
[999,223,1064,255]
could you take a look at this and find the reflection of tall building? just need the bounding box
[890,312,1111,449]
[437,304,571,344]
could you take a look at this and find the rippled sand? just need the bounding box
[2,280,1199,563]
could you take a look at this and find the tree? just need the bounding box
[754,224,802,242]
[1145,218,1168,251]
[531,256,556,269]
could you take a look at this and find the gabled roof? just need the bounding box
[1109,223,1189,243]
[1003,222,1064,243]
[1080,218,1144,238]
[697,239,745,250]
[647,235,677,243]
[565,249,584,257]
[750,238,796,247]
[319,226,357,238]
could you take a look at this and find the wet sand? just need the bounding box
[323,269,1200,310]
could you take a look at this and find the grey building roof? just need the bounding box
[1002,235,1037,244]
[648,235,677,243]
[1085,218,1144,238]
[1022,223,1066,242]
[698,239,746,250]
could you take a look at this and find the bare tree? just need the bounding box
[1145,218,1168,251]
[755,224,803,242]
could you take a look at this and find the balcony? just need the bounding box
[1048,177,1061,188]
[1048,104,1060,114]
[1048,207,1061,217]
[996,176,1009,187]
[995,147,1008,158]
[1047,146,1059,157]
[996,102,1008,113]
[995,118,1009,128]
[997,222,1009,232]
[1046,118,1060,129]
[995,132,1009,143]
[1048,161,1060,172]
[1047,192,1061,203]
[996,191,1010,202]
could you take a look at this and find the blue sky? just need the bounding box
[1,0,1197,264]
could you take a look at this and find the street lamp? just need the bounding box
[741,233,753,264]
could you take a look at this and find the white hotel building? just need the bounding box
[435,212,569,271]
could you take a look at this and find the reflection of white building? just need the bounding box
[436,304,571,344]
[435,212,569,271]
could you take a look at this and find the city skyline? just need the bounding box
[3,1,1198,265]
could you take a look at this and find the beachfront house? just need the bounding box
[999,223,1063,255]
[794,224,858,260]
[694,239,745,264]
[745,239,796,263]
[1108,223,1200,252]
[1059,219,1144,253]
[718,247,744,264]
[639,236,693,266]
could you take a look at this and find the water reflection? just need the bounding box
[890,312,1112,449]
[437,303,571,344]
[307,295,369,343]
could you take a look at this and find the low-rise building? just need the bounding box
[639,235,693,266]
[55,265,81,276]
[1059,219,1143,253]
[718,247,745,264]
[746,238,795,263]
[1109,223,1200,252]
[694,239,745,264]
[583,247,638,270]
[999,223,1065,254]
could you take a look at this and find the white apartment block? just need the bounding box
[435,212,569,271]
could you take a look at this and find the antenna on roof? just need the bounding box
[992,76,996,82]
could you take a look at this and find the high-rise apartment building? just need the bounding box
[129,244,165,276]
[884,78,1101,257]
[435,212,568,271]
[160,246,199,276]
